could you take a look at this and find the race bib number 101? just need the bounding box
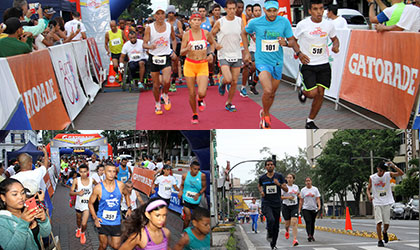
[261,40,279,52]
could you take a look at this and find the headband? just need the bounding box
[190,13,201,19]
[146,199,167,212]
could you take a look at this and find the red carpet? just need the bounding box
[136,86,289,129]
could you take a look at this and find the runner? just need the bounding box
[69,164,93,244]
[258,159,287,250]
[281,173,300,246]
[243,0,296,129]
[236,0,250,98]
[117,158,132,183]
[91,164,105,184]
[120,31,148,88]
[121,181,144,219]
[88,163,132,250]
[166,5,184,92]
[211,0,249,112]
[174,207,211,250]
[211,4,222,24]
[88,154,99,177]
[105,20,127,76]
[180,11,217,124]
[298,177,321,242]
[247,3,262,95]
[178,161,207,230]
[152,164,180,205]
[249,197,260,233]
[198,5,216,87]
[119,198,170,249]
[367,161,404,247]
[294,0,340,129]
[143,6,177,115]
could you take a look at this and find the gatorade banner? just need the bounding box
[0,58,31,129]
[132,167,155,195]
[72,40,100,102]
[7,50,71,129]
[42,170,55,198]
[87,37,104,83]
[49,44,89,122]
[278,0,292,24]
[340,30,420,128]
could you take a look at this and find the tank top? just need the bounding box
[370,172,394,206]
[121,189,138,211]
[217,16,242,60]
[140,226,168,250]
[117,165,130,183]
[108,29,124,54]
[75,177,93,211]
[167,18,181,43]
[188,29,207,52]
[149,22,172,56]
[200,17,212,32]
[98,180,122,226]
[183,171,202,205]
[184,227,210,250]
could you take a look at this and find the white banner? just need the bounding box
[50,147,60,175]
[49,44,88,121]
[72,40,100,102]
[0,58,21,129]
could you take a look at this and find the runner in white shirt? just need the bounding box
[120,31,148,88]
[121,181,144,219]
[367,161,404,247]
[249,197,260,233]
[152,165,180,205]
[294,0,339,129]
[91,164,105,184]
[88,154,99,177]
[298,177,320,242]
[64,11,86,41]
[326,5,349,29]
[281,174,300,246]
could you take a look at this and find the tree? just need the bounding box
[101,130,127,157]
[119,0,153,21]
[395,159,419,201]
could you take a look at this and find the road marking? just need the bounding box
[359,246,393,250]
[313,248,339,250]
[239,225,256,250]
[288,240,419,248]
[405,243,420,248]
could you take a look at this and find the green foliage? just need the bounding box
[226,227,237,250]
[395,159,419,201]
[119,0,153,21]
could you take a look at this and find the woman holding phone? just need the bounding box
[0,178,51,250]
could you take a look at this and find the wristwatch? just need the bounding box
[295,51,302,57]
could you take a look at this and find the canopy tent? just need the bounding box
[7,140,42,163]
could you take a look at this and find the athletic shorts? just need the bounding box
[256,64,283,80]
[182,200,199,210]
[184,58,209,78]
[157,195,171,206]
[97,224,122,236]
[282,204,299,220]
[149,54,172,72]
[75,209,88,214]
[219,59,242,68]
[111,53,121,60]
[374,204,391,225]
[300,63,331,91]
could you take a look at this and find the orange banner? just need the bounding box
[278,0,292,24]
[132,167,155,196]
[43,171,54,198]
[7,50,71,129]
[339,30,420,128]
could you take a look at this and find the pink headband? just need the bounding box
[146,199,167,212]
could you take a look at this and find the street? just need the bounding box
[239,218,419,250]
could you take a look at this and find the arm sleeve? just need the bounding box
[377,12,389,23]
[294,22,302,39]
[0,218,32,249]
[38,217,52,238]
[245,19,255,34]
[121,44,128,54]
[329,22,337,38]
[81,23,87,33]
[22,19,47,37]
[284,20,294,38]
[315,188,321,197]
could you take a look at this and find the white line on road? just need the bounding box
[239,225,256,250]
[313,248,340,250]
[405,243,420,248]
[349,222,419,230]
[253,240,419,248]
[359,246,393,250]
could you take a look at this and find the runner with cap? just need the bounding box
[143,6,178,115]
[180,11,217,124]
[166,5,184,92]
[120,31,148,89]
[152,164,180,205]
[106,20,127,77]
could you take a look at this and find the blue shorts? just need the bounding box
[256,64,283,80]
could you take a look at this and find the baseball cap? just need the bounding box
[264,0,279,10]
[163,164,173,170]
[166,5,176,14]
[153,6,166,14]
[4,17,21,34]
[21,179,39,197]
[43,6,56,15]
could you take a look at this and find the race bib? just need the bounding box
[310,44,325,55]
[261,40,279,52]
[190,40,206,51]
[111,38,121,46]
[226,58,238,63]
[103,210,117,221]
[131,53,141,60]
[379,191,387,197]
[81,198,89,204]
[152,56,166,65]
[186,191,197,198]
[266,185,277,194]
[164,185,172,191]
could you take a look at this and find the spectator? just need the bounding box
[327,5,349,29]
[0,162,5,183]
[368,0,405,26]
[64,11,86,41]
[376,3,420,32]
[0,17,31,57]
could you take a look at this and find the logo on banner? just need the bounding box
[86,0,104,8]
[58,53,80,104]
[84,55,91,78]
[87,39,102,76]
[22,79,58,119]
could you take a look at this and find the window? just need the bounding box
[21,133,25,143]
[10,133,15,143]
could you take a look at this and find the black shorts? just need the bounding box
[149,54,172,72]
[301,63,331,91]
[158,195,171,206]
[182,200,199,210]
[282,204,299,220]
[97,224,121,236]
[111,53,121,60]
[75,209,86,214]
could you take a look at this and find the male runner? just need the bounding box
[211,0,249,112]
[236,0,250,97]
[116,158,132,183]
[88,163,132,250]
[166,5,184,92]
[247,3,262,95]
[120,31,148,88]
[198,5,216,86]
[69,164,93,244]
[105,20,127,75]
[178,161,207,230]
[243,0,297,128]
[367,161,404,247]
[88,154,99,177]
[258,159,288,250]
[143,6,177,115]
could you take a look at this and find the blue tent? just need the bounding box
[7,140,42,163]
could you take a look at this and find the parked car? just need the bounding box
[324,8,369,30]
[390,202,405,219]
[404,199,419,220]
[118,154,134,164]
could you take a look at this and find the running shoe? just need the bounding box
[383,231,388,243]
[305,121,319,129]
[155,104,163,115]
[285,231,290,239]
[169,83,177,92]
[160,96,165,104]
[298,85,307,103]
[209,76,215,86]
[218,78,226,96]
[198,99,206,112]
[240,86,248,97]
[191,114,199,124]
[138,82,144,89]
[259,110,272,129]
[311,236,315,242]
[69,199,73,208]
[226,84,231,92]
[378,240,385,247]
[80,232,86,244]
[251,227,254,232]
[293,240,299,246]
[271,247,278,250]
[225,103,237,112]
[255,230,258,234]
[163,95,171,110]
[250,85,259,95]
[307,236,312,242]
[76,228,81,238]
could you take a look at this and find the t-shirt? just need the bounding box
[258,172,286,207]
[155,162,164,171]
[396,5,420,32]
[6,165,16,177]
[249,203,259,215]
[281,184,300,206]
[300,186,320,211]
[0,37,31,57]
[245,15,293,66]
[11,166,47,187]
[147,162,156,171]
[88,161,99,176]
[121,39,148,62]
[330,16,348,30]
[91,172,105,184]
[64,19,86,41]
[155,175,177,199]
[35,34,48,50]
[377,3,403,23]
[295,17,336,66]
[370,172,394,206]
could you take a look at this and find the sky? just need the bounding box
[215,130,307,184]
[150,0,168,13]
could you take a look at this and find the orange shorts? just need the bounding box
[183,58,209,78]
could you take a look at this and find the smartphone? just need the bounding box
[25,197,38,215]
[77,23,81,30]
